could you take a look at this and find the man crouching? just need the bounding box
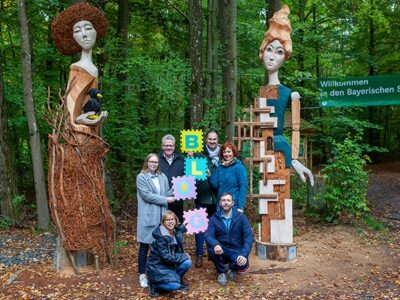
[205,193,254,285]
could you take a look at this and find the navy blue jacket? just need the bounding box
[205,209,254,258]
[209,159,248,209]
[158,151,185,188]
[146,224,189,285]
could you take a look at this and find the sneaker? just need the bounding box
[139,273,148,288]
[227,269,236,280]
[195,256,203,268]
[217,273,228,286]
[237,265,249,274]
[179,281,189,292]
[149,284,159,297]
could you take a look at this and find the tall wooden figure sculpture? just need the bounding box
[235,5,313,261]
[47,3,114,273]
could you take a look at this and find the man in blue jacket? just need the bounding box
[205,192,254,285]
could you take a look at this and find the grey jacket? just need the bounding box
[136,172,172,244]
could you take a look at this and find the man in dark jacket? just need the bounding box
[159,134,185,222]
[205,192,254,285]
[193,130,220,267]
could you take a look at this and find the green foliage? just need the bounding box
[319,137,369,222]
[0,217,14,230]
[12,195,26,223]
[290,173,308,208]
[362,214,385,231]
[113,239,128,255]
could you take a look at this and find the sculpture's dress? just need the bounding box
[48,66,113,261]
[260,83,292,168]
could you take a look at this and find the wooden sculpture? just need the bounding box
[47,3,114,273]
[234,5,313,261]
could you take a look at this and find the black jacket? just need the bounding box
[146,224,189,285]
[158,151,185,187]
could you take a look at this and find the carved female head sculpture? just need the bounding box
[51,3,107,56]
[259,5,292,61]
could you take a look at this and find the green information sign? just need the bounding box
[318,74,400,107]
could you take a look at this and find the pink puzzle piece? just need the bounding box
[183,207,209,235]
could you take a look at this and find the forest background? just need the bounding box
[0,0,400,230]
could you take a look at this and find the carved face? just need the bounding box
[73,20,97,51]
[263,40,286,72]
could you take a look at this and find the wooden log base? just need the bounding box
[256,240,297,261]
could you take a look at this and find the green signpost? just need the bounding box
[318,74,400,107]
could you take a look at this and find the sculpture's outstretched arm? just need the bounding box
[292,159,314,186]
[290,91,314,186]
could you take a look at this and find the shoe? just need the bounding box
[195,255,203,268]
[149,284,159,297]
[237,264,249,274]
[179,282,189,292]
[227,269,236,280]
[217,273,228,286]
[139,273,148,288]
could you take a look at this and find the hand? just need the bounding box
[292,159,314,186]
[237,255,247,266]
[237,208,243,213]
[75,111,108,126]
[206,167,211,177]
[214,245,223,255]
[167,196,176,203]
[187,151,194,158]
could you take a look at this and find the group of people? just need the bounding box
[136,131,254,297]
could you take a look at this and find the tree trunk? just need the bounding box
[204,0,218,107]
[189,0,203,126]
[297,0,306,87]
[18,0,49,230]
[0,64,15,218]
[264,0,282,84]
[219,0,237,140]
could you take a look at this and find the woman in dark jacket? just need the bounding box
[146,211,192,297]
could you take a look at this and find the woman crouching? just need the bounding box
[146,211,192,297]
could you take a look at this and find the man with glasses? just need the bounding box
[159,134,185,222]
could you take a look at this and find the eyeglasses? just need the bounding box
[148,161,159,164]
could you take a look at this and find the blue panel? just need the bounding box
[288,245,297,261]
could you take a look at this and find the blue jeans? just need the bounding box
[207,245,249,273]
[195,203,216,256]
[138,243,150,274]
[153,259,192,292]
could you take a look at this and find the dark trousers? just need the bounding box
[138,242,150,274]
[207,245,249,274]
[168,200,184,223]
[153,259,192,292]
[195,203,216,256]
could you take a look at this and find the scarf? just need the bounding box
[221,157,237,167]
[206,144,220,167]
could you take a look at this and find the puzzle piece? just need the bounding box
[172,176,197,200]
[184,157,207,180]
[183,207,209,235]
[180,130,203,153]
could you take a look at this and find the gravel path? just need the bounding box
[0,233,56,267]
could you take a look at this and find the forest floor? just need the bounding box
[1,162,399,299]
